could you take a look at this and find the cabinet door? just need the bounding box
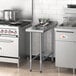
[0,37,18,57]
[55,41,76,68]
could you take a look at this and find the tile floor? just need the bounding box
[0,59,75,76]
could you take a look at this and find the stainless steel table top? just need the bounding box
[26,21,57,33]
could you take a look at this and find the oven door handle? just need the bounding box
[0,39,13,43]
[0,34,18,38]
[56,31,74,33]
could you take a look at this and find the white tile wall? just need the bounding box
[32,0,73,55]
[33,0,72,24]
[33,0,57,24]
[71,0,76,4]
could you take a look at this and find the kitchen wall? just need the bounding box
[33,0,72,25]
[32,0,73,56]
[0,0,32,20]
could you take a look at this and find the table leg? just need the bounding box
[73,68,75,74]
[30,32,32,72]
[40,33,43,73]
[17,59,19,68]
[51,29,54,62]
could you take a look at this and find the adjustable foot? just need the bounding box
[30,69,32,72]
[40,71,42,73]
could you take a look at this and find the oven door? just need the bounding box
[0,36,19,58]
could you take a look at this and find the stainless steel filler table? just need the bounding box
[25,22,57,73]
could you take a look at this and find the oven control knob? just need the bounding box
[1,30,3,33]
[60,34,67,39]
[14,31,17,34]
[5,30,7,33]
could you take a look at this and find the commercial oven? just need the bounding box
[0,24,30,67]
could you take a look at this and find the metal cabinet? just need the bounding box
[55,27,76,70]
